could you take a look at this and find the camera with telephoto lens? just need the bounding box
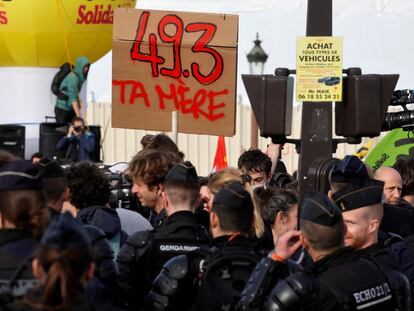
[108,172,138,211]
[382,89,414,131]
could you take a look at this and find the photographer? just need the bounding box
[56,117,95,162]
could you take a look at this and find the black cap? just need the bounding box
[301,192,342,227]
[37,158,66,179]
[329,155,369,184]
[0,160,42,191]
[213,182,254,211]
[41,212,89,250]
[165,162,199,185]
[332,179,384,211]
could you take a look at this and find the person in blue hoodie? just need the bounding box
[54,56,90,124]
[66,161,127,257]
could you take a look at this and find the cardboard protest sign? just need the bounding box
[296,37,343,102]
[112,8,238,136]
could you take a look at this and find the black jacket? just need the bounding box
[311,247,396,310]
[260,247,403,311]
[117,210,209,309]
[193,234,260,311]
[0,230,38,306]
[381,202,414,238]
[76,205,128,256]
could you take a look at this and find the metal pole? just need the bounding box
[298,0,333,202]
[250,61,260,149]
[172,111,178,144]
[251,114,259,149]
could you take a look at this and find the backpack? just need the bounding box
[197,247,259,311]
[51,62,73,100]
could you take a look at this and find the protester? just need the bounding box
[56,117,96,162]
[238,149,272,189]
[0,161,50,305]
[140,134,154,149]
[255,187,298,253]
[66,161,127,256]
[374,166,403,205]
[54,56,90,123]
[373,162,414,237]
[394,158,414,207]
[127,149,181,228]
[117,162,209,309]
[143,133,185,160]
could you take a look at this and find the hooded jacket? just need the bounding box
[55,56,89,111]
[76,206,127,257]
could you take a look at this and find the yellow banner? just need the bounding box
[296,37,343,102]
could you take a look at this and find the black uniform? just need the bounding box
[332,178,414,306]
[258,247,408,311]
[312,247,403,310]
[117,211,209,309]
[193,235,260,311]
[360,237,414,302]
[148,208,167,229]
[240,191,411,311]
[357,242,401,271]
[147,234,260,311]
[0,230,38,306]
[381,202,414,238]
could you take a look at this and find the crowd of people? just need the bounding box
[0,133,414,310]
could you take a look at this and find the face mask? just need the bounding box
[252,183,267,191]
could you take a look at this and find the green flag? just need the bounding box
[365,129,414,171]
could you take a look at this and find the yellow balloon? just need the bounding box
[0,0,136,67]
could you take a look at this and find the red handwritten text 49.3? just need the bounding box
[130,11,224,86]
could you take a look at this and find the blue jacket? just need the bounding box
[56,131,95,161]
[76,206,128,257]
[0,230,38,300]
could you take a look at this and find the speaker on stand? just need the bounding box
[39,123,68,160]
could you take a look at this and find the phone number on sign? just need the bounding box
[297,93,340,101]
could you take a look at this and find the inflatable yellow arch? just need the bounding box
[0,0,136,67]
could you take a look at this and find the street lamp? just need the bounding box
[246,33,268,149]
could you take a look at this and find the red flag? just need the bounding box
[212,136,228,173]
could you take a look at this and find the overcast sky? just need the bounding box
[87,0,414,103]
